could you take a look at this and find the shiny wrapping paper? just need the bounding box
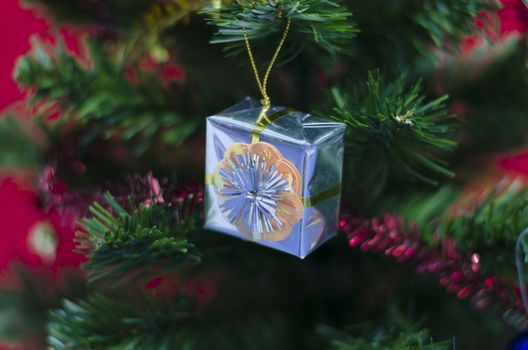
[205,97,346,258]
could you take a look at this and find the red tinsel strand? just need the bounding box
[341,213,528,329]
[38,167,204,227]
[167,179,204,223]
[38,164,102,229]
[40,164,525,327]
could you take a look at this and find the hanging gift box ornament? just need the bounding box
[204,17,346,257]
[205,98,346,257]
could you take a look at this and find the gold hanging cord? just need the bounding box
[242,17,292,109]
[207,17,342,207]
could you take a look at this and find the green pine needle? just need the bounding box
[0,266,86,349]
[318,324,450,350]
[384,178,528,276]
[77,193,201,285]
[0,115,43,170]
[48,292,287,350]
[433,178,528,253]
[347,0,497,67]
[48,291,451,350]
[412,0,497,49]
[329,71,457,198]
[48,293,192,350]
[317,304,451,349]
[205,0,357,57]
[14,36,198,155]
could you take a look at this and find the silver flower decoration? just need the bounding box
[213,142,304,241]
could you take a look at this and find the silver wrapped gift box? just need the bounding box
[205,97,346,258]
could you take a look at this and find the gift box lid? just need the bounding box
[207,97,346,146]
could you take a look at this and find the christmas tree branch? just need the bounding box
[0,115,45,171]
[15,36,199,156]
[205,0,357,57]
[48,288,452,349]
[345,0,498,68]
[48,291,288,350]
[433,178,528,253]
[77,185,203,286]
[0,265,86,349]
[328,71,457,201]
[436,37,528,152]
[383,177,528,277]
[342,213,528,329]
[318,324,450,350]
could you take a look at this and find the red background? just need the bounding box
[0,1,82,271]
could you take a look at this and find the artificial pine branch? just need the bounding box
[77,191,202,285]
[0,115,44,170]
[205,0,357,57]
[343,213,527,329]
[428,177,528,278]
[48,293,192,350]
[318,324,450,350]
[48,291,451,350]
[379,186,460,229]
[15,36,198,156]
[434,178,528,251]
[15,174,516,349]
[436,37,528,152]
[48,291,288,350]
[0,266,86,349]
[345,0,497,67]
[329,71,457,200]
[384,176,528,276]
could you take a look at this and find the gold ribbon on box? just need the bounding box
[250,107,295,143]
